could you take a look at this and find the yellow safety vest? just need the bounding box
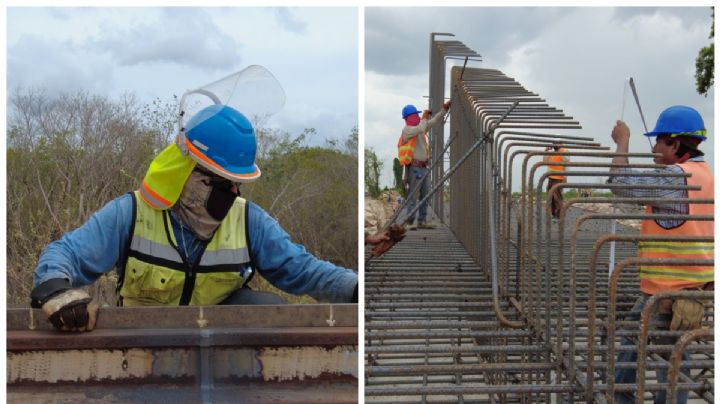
[120,191,252,306]
[398,132,429,166]
[639,161,714,295]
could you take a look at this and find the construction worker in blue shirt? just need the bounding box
[30,104,358,332]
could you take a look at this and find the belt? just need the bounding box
[411,160,428,167]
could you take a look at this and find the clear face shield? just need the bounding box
[177,65,286,147]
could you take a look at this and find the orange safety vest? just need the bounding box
[548,149,567,181]
[639,161,714,295]
[397,132,429,166]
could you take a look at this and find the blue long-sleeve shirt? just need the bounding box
[34,193,357,303]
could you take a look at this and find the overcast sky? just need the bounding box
[7,7,358,145]
[365,7,715,189]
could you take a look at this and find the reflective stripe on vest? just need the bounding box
[121,191,252,306]
[397,132,429,166]
[639,161,714,294]
[548,149,566,180]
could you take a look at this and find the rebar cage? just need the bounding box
[365,34,714,403]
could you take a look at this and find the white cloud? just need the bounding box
[8,34,115,95]
[274,8,308,34]
[88,8,241,70]
[366,7,714,189]
[7,7,358,148]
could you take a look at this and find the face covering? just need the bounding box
[406,114,421,126]
[173,169,237,240]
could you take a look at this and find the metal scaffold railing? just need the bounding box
[365,34,714,403]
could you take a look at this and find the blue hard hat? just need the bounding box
[644,105,707,141]
[402,104,421,119]
[183,105,261,182]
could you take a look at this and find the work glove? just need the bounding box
[670,298,705,331]
[371,224,407,257]
[443,100,451,110]
[421,110,431,120]
[31,279,98,332]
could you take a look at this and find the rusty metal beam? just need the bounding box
[8,304,357,331]
[10,304,359,403]
[8,327,357,350]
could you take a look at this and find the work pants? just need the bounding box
[547,178,564,218]
[614,294,690,404]
[405,165,428,224]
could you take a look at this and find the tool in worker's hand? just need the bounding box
[610,77,631,278]
[620,78,629,121]
[627,77,653,149]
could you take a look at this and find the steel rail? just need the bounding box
[10,305,359,402]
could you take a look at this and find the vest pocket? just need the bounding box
[193,271,245,305]
[123,263,184,305]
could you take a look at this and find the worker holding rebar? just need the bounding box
[609,105,713,404]
[542,145,568,219]
[397,101,450,230]
[29,68,358,332]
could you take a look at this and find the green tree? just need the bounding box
[7,89,167,306]
[241,128,358,302]
[695,7,714,96]
[345,126,358,157]
[392,157,404,192]
[365,147,383,198]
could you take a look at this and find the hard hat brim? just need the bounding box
[184,137,262,183]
